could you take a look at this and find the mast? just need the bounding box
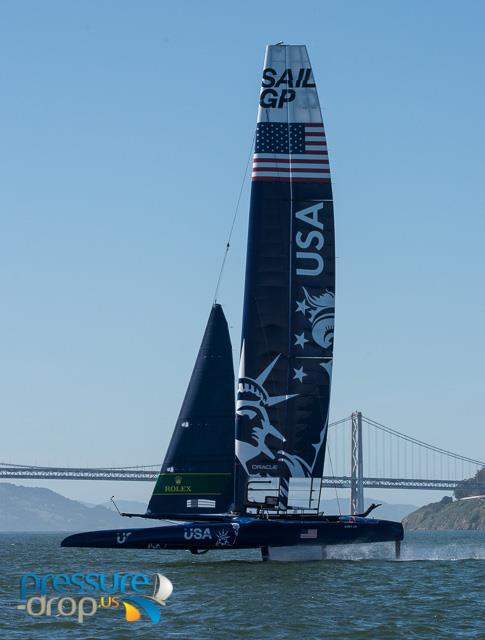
[235,45,335,512]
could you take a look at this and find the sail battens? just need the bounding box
[253,158,329,164]
[253,166,330,172]
[251,176,331,183]
[253,154,328,160]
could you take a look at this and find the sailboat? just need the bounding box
[62,44,403,561]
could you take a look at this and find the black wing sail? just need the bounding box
[147,304,235,516]
[235,45,335,510]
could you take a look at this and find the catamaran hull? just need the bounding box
[61,516,403,554]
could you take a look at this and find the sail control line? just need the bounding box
[212,133,255,305]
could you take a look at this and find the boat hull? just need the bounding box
[61,515,403,551]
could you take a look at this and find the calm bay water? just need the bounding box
[1,531,484,639]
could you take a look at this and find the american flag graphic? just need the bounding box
[300,528,318,539]
[186,498,216,509]
[252,122,330,183]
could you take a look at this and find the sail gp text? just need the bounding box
[260,67,315,108]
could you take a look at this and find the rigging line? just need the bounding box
[324,444,341,516]
[212,131,256,305]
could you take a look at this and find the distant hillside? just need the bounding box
[0,483,416,531]
[0,483,149,532]
[453,468,485,499]
[403,495,485,530]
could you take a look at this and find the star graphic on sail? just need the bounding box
[300,288,335,350]
[294,332,308,349]
[293,366,307,383]
[295,299,309,315]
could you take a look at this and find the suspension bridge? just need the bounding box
[1,413,484,514]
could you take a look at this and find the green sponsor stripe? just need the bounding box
[153,473,232,496]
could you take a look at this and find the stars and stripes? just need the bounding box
[300,528,318,539]
[252,122,330,183]
[186,498,216,509]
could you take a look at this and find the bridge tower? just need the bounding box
[350,411,364,514]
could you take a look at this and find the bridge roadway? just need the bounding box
[1,465,480,492]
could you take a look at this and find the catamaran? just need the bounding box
[62,44,403,561]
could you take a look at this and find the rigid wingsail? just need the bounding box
[62,44,404,561]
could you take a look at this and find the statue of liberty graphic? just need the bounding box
[235,344,314,478]
[236,282,334,480]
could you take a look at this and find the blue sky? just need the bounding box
[1,1,484,506]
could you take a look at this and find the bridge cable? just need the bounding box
[362,416,485,467]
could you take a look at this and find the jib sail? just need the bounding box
[147,304,235,516]
[235,45,335,510]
